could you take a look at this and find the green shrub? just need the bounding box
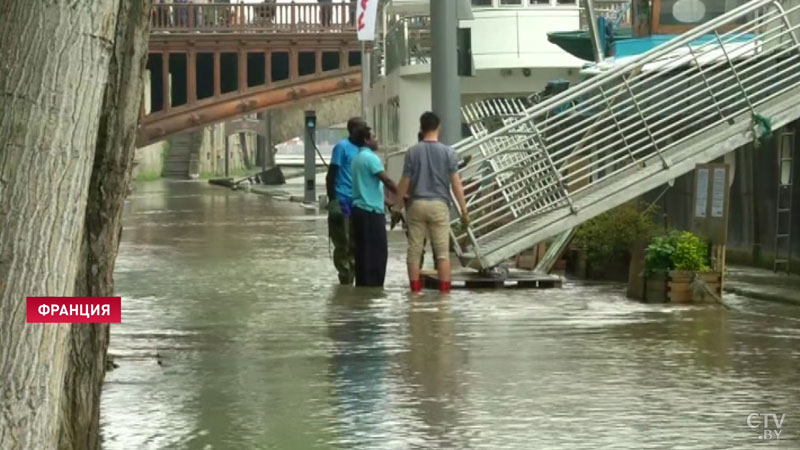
[673,231,710,272]
[644,230,679,275]
[574,202,659,266]
[644,230,709,275]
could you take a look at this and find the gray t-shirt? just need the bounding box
[403,140,458,204]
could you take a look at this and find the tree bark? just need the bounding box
[60,1,153,450]
[0,1,121,448]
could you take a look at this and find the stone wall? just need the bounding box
[190,123,258,178]
[268,92,360,145]
[133,141,167,180]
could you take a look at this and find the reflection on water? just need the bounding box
[102,180,800,449]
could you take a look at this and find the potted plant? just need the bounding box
[640,230,720,303]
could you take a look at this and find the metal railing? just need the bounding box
[384,15,431,74]
[450,0,800,265]
[150,2,357,33]
[579,0,630,28]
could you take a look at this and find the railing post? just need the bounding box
[597,85,637,163]
[188,3,195,30]
[713,30,756,116]
[620,74,668,169]
[530,121,577,213]
[687,45,728,123]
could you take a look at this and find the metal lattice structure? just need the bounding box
[451,0,800,269]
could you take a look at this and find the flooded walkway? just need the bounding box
[102,180,800,449]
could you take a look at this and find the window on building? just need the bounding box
[555,0,577,4]
[499,0,523,5]
[472,0,494,6]
[529,0,551,5]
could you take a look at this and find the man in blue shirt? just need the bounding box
[351,125,397,287]
[326,117,365,285]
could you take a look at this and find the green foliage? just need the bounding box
[644,230,710,275]
[644,230,680,275]
[136,171,161,182]
[673,232,710,272]
[574,202,659,266]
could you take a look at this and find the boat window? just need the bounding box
[653,0,745,33]
[499,0,523,5]
[529,0,551,5]
[471,0,493,7]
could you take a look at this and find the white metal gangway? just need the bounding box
[450,0,800,270]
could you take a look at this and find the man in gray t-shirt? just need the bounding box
[402,140,459,204]
[396,112,469,293]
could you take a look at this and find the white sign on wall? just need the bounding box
[695,168,708,218]
[357,0,379,41]
[711,167,726,218]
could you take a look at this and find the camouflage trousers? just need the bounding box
[328,199,355,284]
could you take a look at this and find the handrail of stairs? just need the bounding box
[456,0,780,155]
[449,0,800,268]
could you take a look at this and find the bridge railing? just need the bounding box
[151,2,357,33]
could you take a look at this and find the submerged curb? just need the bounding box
[723,285,800,306]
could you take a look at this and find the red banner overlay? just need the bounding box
[26,297,121,323]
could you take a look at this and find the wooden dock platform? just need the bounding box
[421,269,562,290]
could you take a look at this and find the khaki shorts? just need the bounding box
[407,199,450,265]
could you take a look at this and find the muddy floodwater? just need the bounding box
[101,180,800,449]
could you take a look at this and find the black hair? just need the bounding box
[419,111,440,134]
[417,132,423,142]
[352,125,372,147]
[347,117,366,135]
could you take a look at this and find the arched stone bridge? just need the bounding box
[138,1,362,147]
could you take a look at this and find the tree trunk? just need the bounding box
[0,1,121,448]
[60,1,154,450]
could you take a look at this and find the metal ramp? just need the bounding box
[450,0,800,270]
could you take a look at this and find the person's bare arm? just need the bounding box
[395,175,411,209]
[325,164,338,201]
[377,172,397,194]
[450,172,469,225]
